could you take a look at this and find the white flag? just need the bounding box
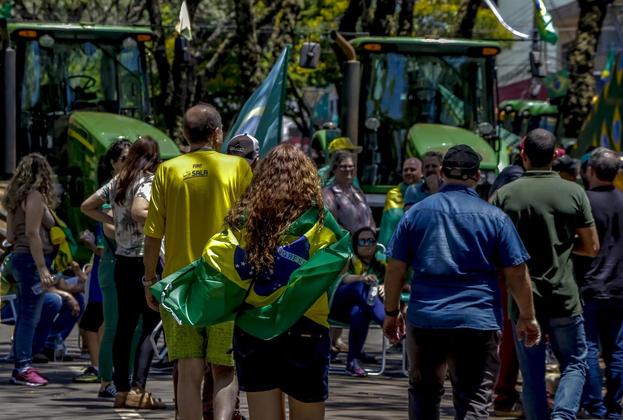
[175,1,192,41]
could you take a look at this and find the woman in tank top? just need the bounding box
[2,153,58,387]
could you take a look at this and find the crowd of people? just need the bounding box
[1,101,623,420]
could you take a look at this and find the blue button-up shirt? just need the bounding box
[388,184,529,330]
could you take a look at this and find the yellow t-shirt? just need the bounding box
[144,150,252,277]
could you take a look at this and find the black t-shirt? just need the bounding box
[576,185,623,301]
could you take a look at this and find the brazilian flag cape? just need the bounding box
[50,211,77,272]
[151,208,351,340]
[377,183,408,248]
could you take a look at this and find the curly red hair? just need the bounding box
[225,143,323,273]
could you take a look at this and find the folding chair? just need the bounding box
[149,320,168,362]
[0,294,18,324]
[328,319,387,376]
[400,292,410,376]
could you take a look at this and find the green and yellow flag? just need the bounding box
[535,0,558,45]
[50,211,77,272]
[224,47,290,156]
[151,208,350,340]
[377,183,408,249]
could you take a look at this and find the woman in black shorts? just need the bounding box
[225,144,338,420]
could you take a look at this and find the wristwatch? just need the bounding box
[142,275,159,287]
[385,308,400,317]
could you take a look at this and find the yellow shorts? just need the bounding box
[160,309,234,366]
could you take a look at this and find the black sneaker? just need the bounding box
[98,383,117,398]
[73,366,99,383]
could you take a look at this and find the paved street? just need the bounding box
[0,324,520,419]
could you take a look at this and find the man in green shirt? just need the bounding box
[492,128,599,420]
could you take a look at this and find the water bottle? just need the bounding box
[31,282,43,295]
[53,336,65,362]
[367,282,379,306]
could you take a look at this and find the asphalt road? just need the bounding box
[0,324,517,419]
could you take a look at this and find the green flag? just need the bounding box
[535,0,558,45]
[224,47,290,156]
[151,208,351,340]
[377,183,408,249]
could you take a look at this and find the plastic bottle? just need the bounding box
[31,282,43,295]
[53,336,65,362]
[367,282,379,306]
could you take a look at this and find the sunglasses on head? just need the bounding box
[357,238,376,246]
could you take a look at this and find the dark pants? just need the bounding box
[329,281,384,364]
[112,256,160,392]
[406,325,500,420]
[33,292,84,354]
[582,298,623,419]
[494,281,520,408]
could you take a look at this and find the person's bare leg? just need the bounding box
[246,389,284,420]
[82,329,100,368]
[202,365,214,419]
[211,364,238,420]
[177,358,205,420]
[288,396,325,420]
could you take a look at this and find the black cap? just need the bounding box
[442,144,482,180]
[553,155,578,174]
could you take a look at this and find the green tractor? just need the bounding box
[0,21,179,244]
[498,99,559,155]
[311,34,507,207]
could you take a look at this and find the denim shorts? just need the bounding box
[233,317,330,403]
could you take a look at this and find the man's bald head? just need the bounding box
[183,103,222,145]
[403,157,422,185]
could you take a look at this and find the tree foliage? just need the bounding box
[6,0,511,141]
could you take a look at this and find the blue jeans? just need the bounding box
[329,281,384,363]
[11,252,52,369]
[582,298,623,419]
[32,292,63,354]
[515,314,588,420]
[31,292,84,353]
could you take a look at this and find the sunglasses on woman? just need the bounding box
[357,238,376,247]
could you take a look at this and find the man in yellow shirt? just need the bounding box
[143,104,252,420]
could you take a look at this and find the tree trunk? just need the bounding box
[146,0,174,134]
[455,0,482,39]
[370,0,398,36]
[339,0,364,32]
[234,0,262,98]
[560,0,612,138]
[398,0,417,35]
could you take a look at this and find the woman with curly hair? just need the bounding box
[225,143,340,420]
[81,136,164,409]
[3,153,59,386]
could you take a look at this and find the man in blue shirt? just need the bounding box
[383,145,541,420]
[403,151,444,211]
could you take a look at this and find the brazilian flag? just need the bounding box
[535,0,558,45]
[378,183,408,249]
[151,208,350,340]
